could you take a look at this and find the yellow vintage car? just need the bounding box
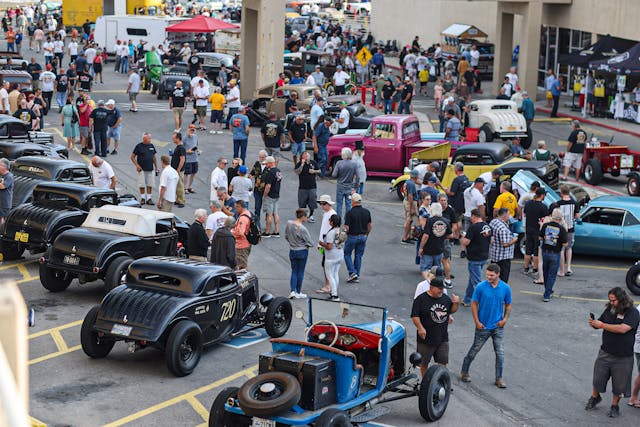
[390,142,559,200]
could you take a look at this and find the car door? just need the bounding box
[364,122,397,172]
[574,206,624,256]
[200,275,240,344]
[622,210,640,257]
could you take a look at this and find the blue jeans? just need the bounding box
[289,249,309,293]
[93,130,107,156]
[420,253,443,273]
[383,99,393,114]
[119,57,129,74]
[356,182,364,195]
[439,115,446,132]
[464,259,486,304]
[6,42,14,52]
[253,190,263,229]
[398,101,411,114]
[462,327,505,380]
[542,250,560,299]
[344,234,367,276]
[336,187,352,218]
[317,144,328,177]
[233,138,247,164]
[55,91,66,110]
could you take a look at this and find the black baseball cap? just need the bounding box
[535,187,547,196]
[430,276,445,289]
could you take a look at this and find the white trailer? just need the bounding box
[94,15,189,55]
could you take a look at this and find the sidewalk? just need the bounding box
[533,91,640,138]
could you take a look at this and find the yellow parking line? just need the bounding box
[16,276,39,285]
[533,117,571,123]
[30,416,47,427]
[102,365,258,427]
[28,345,82,365]
[185,395,210,422]
[0,260,35,271]
[17,263,36,281]
[29,320,83,339]
[50,329,69,352]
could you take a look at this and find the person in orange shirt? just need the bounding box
[208,86,226,134]
[5,26,16,52]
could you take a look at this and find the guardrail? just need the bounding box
[0,280,29,427]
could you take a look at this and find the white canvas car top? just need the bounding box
[81,205,174,237]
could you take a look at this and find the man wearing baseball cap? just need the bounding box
[398,76,414,114]
[336,101,350,134]
[344,193,372,283]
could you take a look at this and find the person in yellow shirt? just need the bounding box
[418,68,429,96]
[208,87,226,134]
[493,181,520,219]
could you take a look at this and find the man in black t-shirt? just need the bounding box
[89,100,109,157]
[78,67,93,92]
[171,132,186,208]
[131,132,158,205]
[461,208,491,306]
[344,193,372,282]
[539,208,568,302]
[13,100,35,130]
[523,187,548,275]
[169,80,186,132]
[260,112,284,157]
[398,77,414,114]
[438,193,457,287]
[288,114,308,166]
[418,202,453,277]
[294,151,319,222]
[66,64,77,92]
[26,58,42,90]
[563,120,588,181]
[262,156,282,237]
[586,287,640,418]
[55,70,68,113]
[411,275,459,376]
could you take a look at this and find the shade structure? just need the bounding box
[558,34,637,68]
[165,15,239,33]
[589,42,640,75]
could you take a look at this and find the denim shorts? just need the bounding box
[420,253,443,272]
[291,141,306,156]
[107,125,121,140]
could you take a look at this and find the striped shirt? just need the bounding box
[489,218,514,262]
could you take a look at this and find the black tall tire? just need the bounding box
[151,82,157,95]
[157,87,165,100]
[39,259,73,292]
[104,256,133,291]
[81,305,115,358]
[626,263,640,296]
[209,387,251,427]
[478,124,494,142]
[516,234,525,258]
[315,408,351,426]
[396,182,406,201]
[584,159,603,185]
[1,240,25,261]
[165,320,203,377]
[627,175,640,196]
[264,296,292,338]
[522,127,533,149]
[237,372,301,417]
[418,365,451,421]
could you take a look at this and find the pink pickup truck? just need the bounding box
[326,115,468,178]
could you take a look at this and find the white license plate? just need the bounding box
[63,255,80,265]
[111,324,132,336]
[621,168,631,175]
[252,418,276,427]
[621,155,634,168]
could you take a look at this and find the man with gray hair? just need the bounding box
[206,200,228,240]
[210,156,228,202]
[131,132,158,205]
[539,208,568,302]
[188,209,209,261]
[210,216,236,268]
[331,147,359,218]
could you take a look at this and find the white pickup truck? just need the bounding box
[467,99,530,145]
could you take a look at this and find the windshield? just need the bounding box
[309,299,386,336]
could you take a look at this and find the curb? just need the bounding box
[561,178,625,197]
[535,107,640,138]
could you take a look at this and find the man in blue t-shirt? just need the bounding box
[460,263,512,388]
[230,107,250,164]
[550,75,563,118]
[402,169,420,244]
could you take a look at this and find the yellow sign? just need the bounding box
[355,47,372,67]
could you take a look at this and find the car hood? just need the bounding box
[95,285,185,342]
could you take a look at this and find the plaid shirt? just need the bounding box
[489,218,514,262]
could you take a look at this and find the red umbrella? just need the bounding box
[165,15,239,33]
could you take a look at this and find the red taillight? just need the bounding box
[92,267,100,273]
[39,257,45,264]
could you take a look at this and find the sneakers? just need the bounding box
[542,297,550,302]
[585,395,602,410]
[444,279,453,289]
[460,372,471,382]
[111,149,118,155]
[176,204,185,208]
[174,129,181,133]
[271,233,280,238]
[308,216,315,223]
[209,130,216,134]
[461,301,471,307]
[608,405,620,418]
[494,379,507,389]
[289,291,297,299]
[346,273,359,283]
[217,131,223,134]
[262,233,272,239]
[146,199,154,205]
[522,267,531,275]
[401,239,412,245]
[329,295,340,301]
[295,292,307,299]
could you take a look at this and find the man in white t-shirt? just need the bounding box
[336,101,350,133]
[469,45,480,68]
[332,65,350,95]
[89,156,117,189]
[158,155,178,212]
[39,69,56,114]
[210,157,228,202]
[463,178,486,232]
[317,194,337,293]
[505,66,518,90]
[127,69,141,112]
[42,37,54,65]
[67,38,79,62]
[206,200,228,240]
[0,82,9,114]
[190,70,209,97]
[192,79,210,129]
[225,79,241,129]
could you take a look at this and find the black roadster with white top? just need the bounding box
[80,256,293,376]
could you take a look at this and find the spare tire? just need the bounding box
[237,372,301,417]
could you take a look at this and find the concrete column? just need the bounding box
[493,4,514,96]
[240,0,285,100]
[518,0,543,99]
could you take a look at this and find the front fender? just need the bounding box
[390,174,410,190]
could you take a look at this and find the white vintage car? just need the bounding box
[467,100,530,145]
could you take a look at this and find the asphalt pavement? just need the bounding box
[13,55,640,427]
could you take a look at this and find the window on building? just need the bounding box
[126,28,148,36]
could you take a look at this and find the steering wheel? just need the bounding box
[307,320,339,347]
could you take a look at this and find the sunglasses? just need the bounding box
[319,202,328,206]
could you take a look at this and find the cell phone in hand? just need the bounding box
[589,312,595,320]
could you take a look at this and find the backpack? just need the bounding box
[241,214,261,245]
[333,226,348,249]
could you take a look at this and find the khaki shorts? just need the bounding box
[237,247,251,268]
[263,196,279,215]
[137,170,155,189]
[172,107,184,118]
[159,199,174,212]
[196,106,207,117]
[563,152,582,170]
[404,200,417,221]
